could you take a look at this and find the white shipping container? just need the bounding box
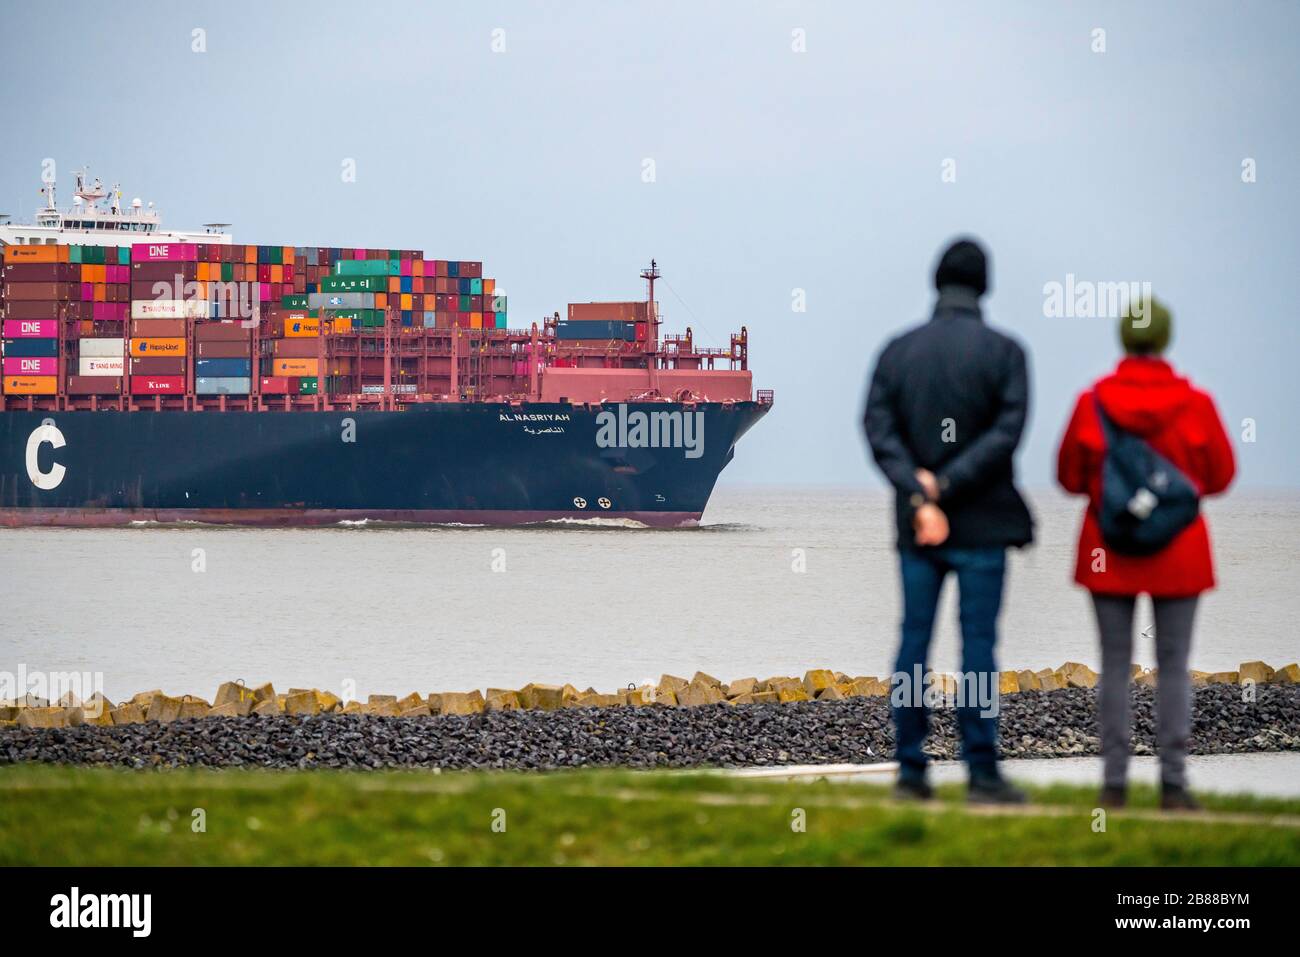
[131,299,210,320]
[79,356,125,376]
[77,338,125,357]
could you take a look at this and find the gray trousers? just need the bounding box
[1091,593,1199,789]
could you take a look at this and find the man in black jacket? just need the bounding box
[863,237,1033,803]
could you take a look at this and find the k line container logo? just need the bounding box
[596,404,704,459]
[49,887,151,937]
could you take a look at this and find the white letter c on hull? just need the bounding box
[26,422,66,490]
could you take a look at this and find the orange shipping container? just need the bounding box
[483,278,495,295]
[130,337,188,357]
[273,358,319,377]
[470,312,483,329]
[284,316,320,337]
[2,245,66,264]
[330,317,353,334]
[4,375,58,394]
[400,294,412,311]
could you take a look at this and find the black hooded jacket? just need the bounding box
[863,286,1034,550]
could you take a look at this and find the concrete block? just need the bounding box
[252,683,276,704]
[83,692,115,725]
[562,684,582,704]
[1275,663,1300,684]
[998,671,1020,694]
[214,682,256,710]
[17,707,69,729]
[1131,663,1143,678]
[803,669,837,695]
[623,686,655,706]
[749,690,778,705]
[485,691,521,711]
[815,684,845,701]
[1207,671,1239,685]
[178,699,209,720]
[437,691,484,715]
[1037,673,1065,692]
[1015,670,1041,691]
[652,688,678,706]
[342,700,364,713]
[1238,661,1275,685]
[396,692,424,712]
[776,685,810,703]
[724,677,758,698]
[57,691,82,709]
[1135,669,1158,688]
[400,702,432,717]
[1059,662,1098,689]
[1190,671,1209,687]
[110,702,146,725]
[692,671,723,689]
[519,684,565,711]
[932,673,958,697]
[315,690,342,713]
[575,693,623,708]
[368,694,397,706]
[657,674,689,696]
[676,682,723,707]
[205,701,242,718]
[146,694,184,723]
[284,691,320,716]
[366,699,400,716]
[252,698,281,716]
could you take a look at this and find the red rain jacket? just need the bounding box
[1056,357,1236,597]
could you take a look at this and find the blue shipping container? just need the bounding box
[195,376,251,395]
[3,338,59,357]
[555,320,636,341]
[195,358,252,377]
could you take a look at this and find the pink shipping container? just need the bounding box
[131,242,199,263]
[3,319,58,338]
[3,356,57,375]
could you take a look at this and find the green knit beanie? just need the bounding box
[1119,295,1172,355]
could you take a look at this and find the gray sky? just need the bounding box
[2,0,1295,487]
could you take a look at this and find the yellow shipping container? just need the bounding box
[273,358,319,377]
[130,337,188,357]
[400,293,413,311]
[4,375,58,395]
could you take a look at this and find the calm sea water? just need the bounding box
[1,486,1296,703]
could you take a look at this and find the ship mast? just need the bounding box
[640,259,660,395]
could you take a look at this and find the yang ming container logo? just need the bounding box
[596,404,704,459]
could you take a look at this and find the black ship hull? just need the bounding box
[0,401,768,527]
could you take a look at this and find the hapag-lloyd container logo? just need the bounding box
[596,404,704,459]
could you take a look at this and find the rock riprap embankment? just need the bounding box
[2,682,1297,771]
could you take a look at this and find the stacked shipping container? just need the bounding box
[1,241,513,401]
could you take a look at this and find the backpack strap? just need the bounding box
[1092,394,1117,447]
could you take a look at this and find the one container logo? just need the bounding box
[595,404,704,459]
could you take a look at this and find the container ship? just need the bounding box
[0,169,771,527]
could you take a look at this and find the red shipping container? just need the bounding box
[2,301,62,320]
[258,376,292,394]
[273,338,320,358]
[67,375,123,395]
[196,340,251,358]
[3,282,74,301]
[130,318,187,338]
[2,263,79,281]
[130,375,185,394]
[194,321,252,341]
[130,356,186,375]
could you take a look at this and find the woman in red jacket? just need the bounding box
[1057,297,1235,810]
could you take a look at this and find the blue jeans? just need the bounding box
[892,547,1006,779]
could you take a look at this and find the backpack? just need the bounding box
[1094,397,1200,556]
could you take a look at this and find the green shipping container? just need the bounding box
[333,259,389,277]
[70,246,84,264]
[469,277,482,294]
[221,262,234,282]
[282,294,309,308]
[298,377,319,395]
[320,275,387,293]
